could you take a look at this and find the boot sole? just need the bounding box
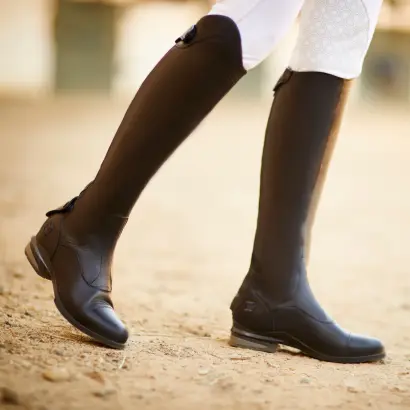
[25,237,125,350]
[229,327,385,364]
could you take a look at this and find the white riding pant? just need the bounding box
[208,0,383,78]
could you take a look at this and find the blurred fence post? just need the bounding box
[0,0,54,98]
[113,0,207,99]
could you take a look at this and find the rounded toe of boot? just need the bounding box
[347,333,385,362]
[86,304,129,348]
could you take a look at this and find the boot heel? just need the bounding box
[229,332,278,353]
[24,238,52,280]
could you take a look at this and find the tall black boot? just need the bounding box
[25,15,246,349]
[229,69,385,363]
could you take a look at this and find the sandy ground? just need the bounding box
[0,96,409,410]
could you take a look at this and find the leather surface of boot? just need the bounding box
[25,197,129,349]
[25,15,246,349]
[229,69,385,363]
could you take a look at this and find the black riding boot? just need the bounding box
[229,69,385,363]
[25,15,246,348]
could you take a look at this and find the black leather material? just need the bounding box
[231,70,385,362]
[66,15,246,235]
[33,212,129,347]
[27,15,246,348]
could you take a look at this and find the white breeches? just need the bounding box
[208,0,384,78]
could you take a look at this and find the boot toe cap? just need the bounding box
[347,333,385,360]
[90,305,129,346]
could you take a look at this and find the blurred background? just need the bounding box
[1,0,410,102]
[1,2,410,409]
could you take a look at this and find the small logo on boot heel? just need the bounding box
[244,301,256,312]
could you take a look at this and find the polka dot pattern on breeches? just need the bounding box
[206,0,383,76]
[290,0,383,78]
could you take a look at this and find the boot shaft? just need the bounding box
[248,69,351,303]
[76,15,246,227]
